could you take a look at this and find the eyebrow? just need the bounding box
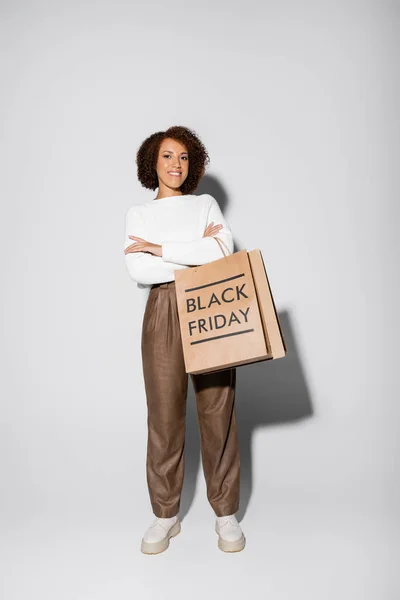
[162,150,188,155]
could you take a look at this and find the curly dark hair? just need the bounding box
[135,125,210,195]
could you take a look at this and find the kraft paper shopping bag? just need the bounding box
[174,237,287,374]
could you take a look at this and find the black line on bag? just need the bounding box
[190,328,254,344]
[185,273,245,293]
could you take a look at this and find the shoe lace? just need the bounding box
[218,515,238,528]
[150,517,174,531]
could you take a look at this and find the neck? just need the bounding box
[154,183,184,200]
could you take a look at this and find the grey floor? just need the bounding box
[1,485,398,600]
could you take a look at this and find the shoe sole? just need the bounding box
[215,525,246,553]
[141,520,181,555]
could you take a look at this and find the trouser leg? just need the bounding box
[190,367,240,517]
[141,281,188,518]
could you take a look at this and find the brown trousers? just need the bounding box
[141,280,240,518]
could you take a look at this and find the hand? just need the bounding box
[203,222,223,237]
[125,236,162,257]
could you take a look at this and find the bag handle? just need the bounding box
[213,236,232,257]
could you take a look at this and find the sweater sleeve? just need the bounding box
[124,207,187,285]
[161,195,234,266]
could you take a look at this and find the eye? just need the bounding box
[162,154,188,160]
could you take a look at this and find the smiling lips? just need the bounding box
[168,171,182,176]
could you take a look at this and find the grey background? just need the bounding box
[1,1,399,598]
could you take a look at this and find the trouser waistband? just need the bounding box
[151,280,176,289]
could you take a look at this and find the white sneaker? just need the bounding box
[141,515,181,555]
[215,514,246,552]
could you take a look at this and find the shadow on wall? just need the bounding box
[179,177,314,522]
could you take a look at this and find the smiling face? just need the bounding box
[155,137,189,194]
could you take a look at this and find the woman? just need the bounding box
[124,125,245,554]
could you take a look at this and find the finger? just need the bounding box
[204,225,219,235]
[129,235,145,241]
[124,243,145,253]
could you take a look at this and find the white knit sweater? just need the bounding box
[123,193,234,288]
